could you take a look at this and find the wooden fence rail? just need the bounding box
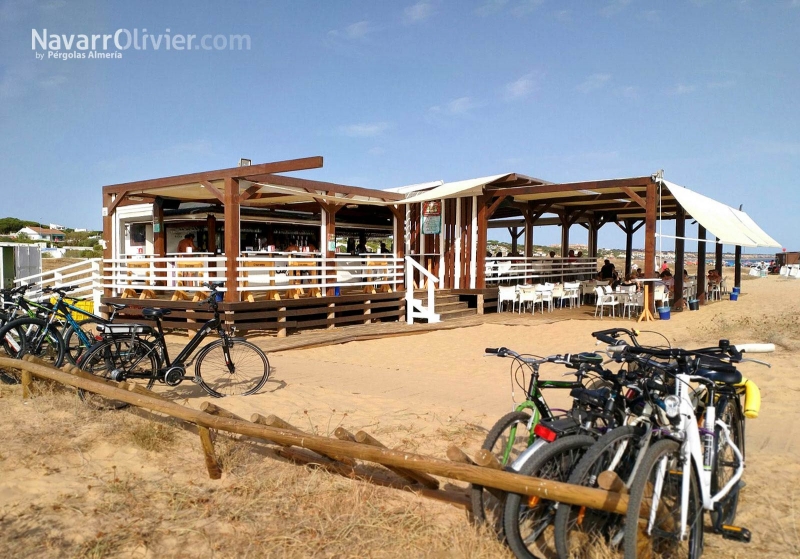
[0,355,627,516]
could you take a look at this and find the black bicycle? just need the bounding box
[78,283,270,407]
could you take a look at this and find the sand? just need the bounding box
[2,273,799,557]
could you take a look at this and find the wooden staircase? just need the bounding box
[414,289,477,321]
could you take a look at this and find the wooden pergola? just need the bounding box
[102,156,405,302]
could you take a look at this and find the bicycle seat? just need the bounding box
[107,303,127,311]
[142,308,171,319]
[570,387,611,408]
[695,367,742,385]
[97,323,155,336]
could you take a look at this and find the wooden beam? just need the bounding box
[486,195,508,219]
[103,156,324,194]
[715,238,723,274]
[200,180,225,203]
[245,173,404,202]
[239,184,262,202]
[734,245,742,289]
[618,185,647,209]
[484,176,653,198]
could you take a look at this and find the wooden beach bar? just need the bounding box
[100,157,780,333]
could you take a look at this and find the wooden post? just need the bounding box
[277,306,287,338]
[560,212,571,257]
[446,445,476,465]
[207,214,217,255]
[201,401,244,421]
[21,369,32,398]
[715,238,723,275]
[223,177,240,302]
[644,181,657,314]
[476,196,488,288]
[624,219,634,277]
[697,225,707,303]
[734,245,742,289]
[474,449,503,470]
[510,227,518,255]
[198,426,222,480]
[673,207,686,310]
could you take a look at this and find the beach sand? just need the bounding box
[1,273,799,557]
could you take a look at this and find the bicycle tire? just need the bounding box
[0,317,64,367]
[63,318,104,365]
[470,410,534,535]
[623,438,704,559]
[711,396,745,526]
[553,425,642,558]
[78,338,159,409]
[195,338,269,397]
[503,434,596,559]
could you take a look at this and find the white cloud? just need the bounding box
[600,0,631,18]
[429,96,479,115]
[670,84,696,95]
[618,86,639,99]
[576,73,611,93]
[339,122,392,137]
[328,20,374,40]
[404,1,434,23]
[503,73,537,100]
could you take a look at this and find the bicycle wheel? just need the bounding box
[470,410,534,535]
[554,425,643,558]
[504,434,596,559]
[78,338,159,409]
[195,338,269,397]
[63,318,104,365]
[711,396,745,526]
[623,439,703,559]
[0,317,64,367]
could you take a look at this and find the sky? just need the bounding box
[1,0,798,253]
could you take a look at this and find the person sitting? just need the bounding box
[621,273,639,291]
[177,234,197,253]
[600,259,615,280]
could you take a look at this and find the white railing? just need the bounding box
[406,256,439,324]
[102,256,228,296]
[485,257,597,285]
[238,254,403,295]
[14,258,102,309]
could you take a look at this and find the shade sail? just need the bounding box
[398,173,511,204]
[660,179,780,248]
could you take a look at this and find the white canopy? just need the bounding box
[398,173,511,204]
[660,179,780,248]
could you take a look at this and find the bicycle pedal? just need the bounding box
[721,525,751,543]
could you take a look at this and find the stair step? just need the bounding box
[437,308,478,321]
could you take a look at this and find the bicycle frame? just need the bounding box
[650,373,745,541]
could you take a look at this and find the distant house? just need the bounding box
[17,226,66,242]
[49,223,66,231]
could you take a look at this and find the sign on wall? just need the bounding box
[422,201,441,235]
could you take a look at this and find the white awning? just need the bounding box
[660,179,780,248]
[398,173,512,204]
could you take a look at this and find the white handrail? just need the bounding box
[14,258,101,303]
[405,256,440,324]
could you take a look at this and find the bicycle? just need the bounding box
[0,285,127,365]
[612,339,773,559]
[78,283,270,407]
[473,348,609,531]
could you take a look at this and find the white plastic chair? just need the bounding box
[497,285,517,312]
[534,284,553,314]
[654,284,670,307]
[496,261,513,284]
[560,281,581,308]
[517,286,538,314]
[594,286,619,318]
[623,291,643,319]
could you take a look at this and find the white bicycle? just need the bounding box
[621,341,772,559]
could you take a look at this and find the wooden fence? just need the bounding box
[0,355,628,517]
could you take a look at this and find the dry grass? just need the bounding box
[0,380,509,559]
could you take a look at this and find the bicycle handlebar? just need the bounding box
[733,343,775,354]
